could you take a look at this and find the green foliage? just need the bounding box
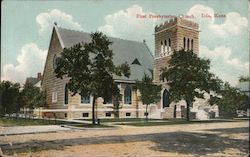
[19,83,46,109]
[209,82,249,114]
[160,49,222,120]
[55,31,130,124]
[0,81,20,114]
[136,74,161,121]
[136,74,161,105]
[239,75,250,82]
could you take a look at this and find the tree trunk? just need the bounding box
[25,108,27,119]
[92,96,96,125]
[146,104,148,122]
[186,100,190,121]
[114,98,119,118]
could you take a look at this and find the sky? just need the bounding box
[1,0,249,86]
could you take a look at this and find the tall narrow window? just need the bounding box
[52,91,57,103]
[81,92,90,104]
[168,38,171,52]
[124,85,132,104]
[164,40,167,52]
[53,54,57,70]
[160,41,163,53]
[191,39,194,50]
[187,38,190,50]
[64,84,68,105]
[183,38,186,50]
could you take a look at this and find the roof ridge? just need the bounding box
[142,41,154,58]
[57,26,145,44]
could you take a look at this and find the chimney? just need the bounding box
[37,72,42,80]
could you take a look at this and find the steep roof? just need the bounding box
[25,77,40,86]
[55,27,154,82]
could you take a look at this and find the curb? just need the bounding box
[61,125,120,130]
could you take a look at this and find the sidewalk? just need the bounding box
[0,125,72,136]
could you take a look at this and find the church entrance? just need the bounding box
[163,89,170,108]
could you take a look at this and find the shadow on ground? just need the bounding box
[1,127,249,156]
[206,127,250,134]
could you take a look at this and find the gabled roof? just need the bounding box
[132,58,141,65]
[25,77,40,86]
[55,26,154,82]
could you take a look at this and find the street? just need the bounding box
[0,121,249,157]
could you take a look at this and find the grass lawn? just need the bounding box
[0,117,115,128]
[0,117,77,127]
[77,118,163,123]
[116,119,244,126]
[66,123,115,128]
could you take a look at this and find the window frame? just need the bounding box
[80,92,91,104]
[52,91,57,103]
[64,84,68,105]
[53,54,57,70]
[124,85,132,105]
[126,113,131,117]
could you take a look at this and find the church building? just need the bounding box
[41,17,218,119]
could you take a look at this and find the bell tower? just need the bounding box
[153,17,199,83]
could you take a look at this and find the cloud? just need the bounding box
[209,12,248,37]
[98,5,157,51]
[2,43,47,84]
[186,5,248,38]
[186,4,215,27]
[200,45,249,85]
[36,9,83,36]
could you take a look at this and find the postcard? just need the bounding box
[1,0,249,156]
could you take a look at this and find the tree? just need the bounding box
[209,82,249,117]
[239,75,250,82]
[161,49,222,121]
[136,74,161,121]
[55,32,130,124]
[0,81,20,114]
[107,93,123,118]
[19,83,46,109]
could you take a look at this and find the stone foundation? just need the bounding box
[42,110,147,119]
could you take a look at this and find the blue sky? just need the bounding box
[1,0,249,86]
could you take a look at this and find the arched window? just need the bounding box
[53,54,57,69]
[64,84,68,105]
[191,39,194,50]
[168,38,171,52]
[163,89,170,108]
[183,38,186,50]
[124,85,132,104]
[187,38,190,50]
[164,40,167,52]
[81,92,90,104]
[160,41,164,53]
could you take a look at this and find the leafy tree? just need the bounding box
[107,93,123,118]
[209,82,249,117]
[19,83,46,109]
[55,32,130,124]
[136,74,161,121]
[239,75,250,82]
[0,81,20,114]
[161,49,222,121]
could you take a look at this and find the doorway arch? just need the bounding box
[163,89,170,108]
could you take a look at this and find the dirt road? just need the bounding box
[0,121,249,157]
